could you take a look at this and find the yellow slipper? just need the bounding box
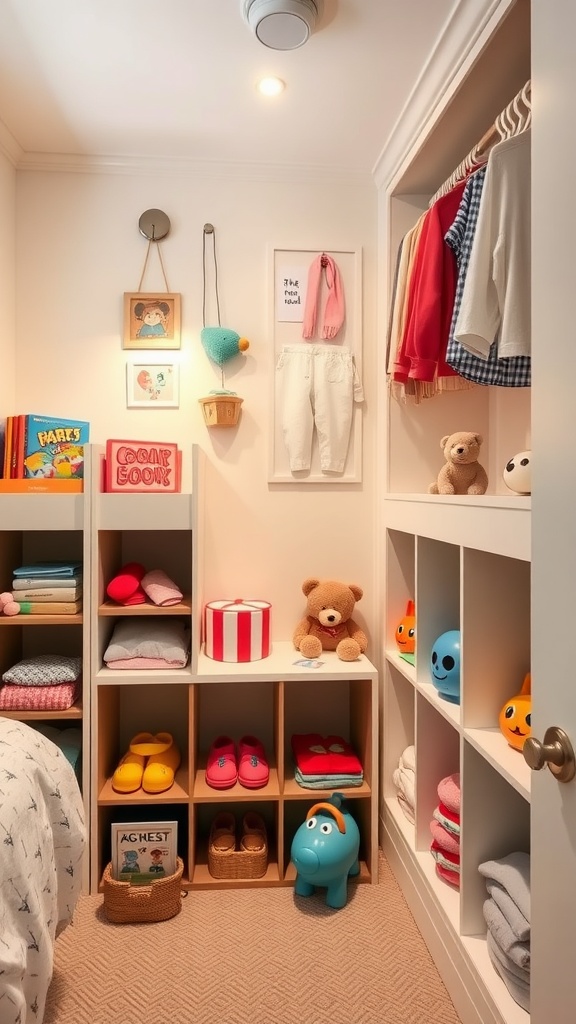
[142,733,181,794]
[112,732,155,792]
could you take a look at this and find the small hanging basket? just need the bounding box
[199,394,243,427]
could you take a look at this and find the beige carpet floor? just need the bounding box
[45,854,461,1024]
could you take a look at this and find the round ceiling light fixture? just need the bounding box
[242,0,320,50]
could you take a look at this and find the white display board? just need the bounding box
[269,246,363,483]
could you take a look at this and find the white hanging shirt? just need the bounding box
[454,130,531,359]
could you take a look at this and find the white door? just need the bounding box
[531,5,576,1022]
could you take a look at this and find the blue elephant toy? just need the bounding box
[291,792,360,909]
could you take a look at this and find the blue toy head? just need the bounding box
[430,630,461,704]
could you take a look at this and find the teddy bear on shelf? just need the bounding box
[429,431,488,496]
[0,592,20,616]
[293,578,368,662]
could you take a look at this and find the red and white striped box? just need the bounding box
[204,599,272,662]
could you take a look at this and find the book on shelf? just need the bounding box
[12,576,82,590]
[0,413,89,482]
[12,587,82,603]
[111,820,178,885]
[16,600,82,615]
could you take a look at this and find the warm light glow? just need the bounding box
[257,76,285,97]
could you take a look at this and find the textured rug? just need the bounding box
[44,854,461,1024]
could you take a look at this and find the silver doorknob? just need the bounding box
[523,726,576,783]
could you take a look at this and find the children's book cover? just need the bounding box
[111,820,178,885]
[23,414,90,480]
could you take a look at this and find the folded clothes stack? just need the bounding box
[392,745,415,823]
[291,733,364,789]
[103,619,190,669]
[11,560,83,614]
[430,772,461,889]
[0,654,82,711]
[478,851,531,1012]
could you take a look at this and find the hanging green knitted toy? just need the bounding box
[201,225,249,396]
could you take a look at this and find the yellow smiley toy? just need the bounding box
[498,673,531,751]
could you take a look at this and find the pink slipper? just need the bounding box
[206,735,237,789]
[238,735,269,789]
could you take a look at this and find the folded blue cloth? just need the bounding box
[13,562,82,579]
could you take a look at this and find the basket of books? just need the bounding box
[208,811,268,880]
[102,857,184,923]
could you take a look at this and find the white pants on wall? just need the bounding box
[276,344,364,472]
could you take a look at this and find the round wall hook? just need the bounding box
[204,223,215,234]
[138,209,171,241]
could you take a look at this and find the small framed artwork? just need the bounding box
[126,361,179,408]
[123,292,181,350]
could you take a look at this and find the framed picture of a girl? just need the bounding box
[123,292,181,350]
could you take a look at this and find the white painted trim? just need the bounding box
[14,149,372,186]
[372,0,517,191]
[381,810,506,1024]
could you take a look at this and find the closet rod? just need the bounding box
[429,79,531,206]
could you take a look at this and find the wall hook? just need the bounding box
[138,209,171,241]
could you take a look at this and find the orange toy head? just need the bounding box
[395,600,416,654]
[498,673,531,751]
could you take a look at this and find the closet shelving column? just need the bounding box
[89,444,203,894]
[377,3,532,1023]
[195,642,379,889]
[0,484,91,891]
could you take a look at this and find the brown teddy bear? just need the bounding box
[293,578,368,662]
[429,431,488,495]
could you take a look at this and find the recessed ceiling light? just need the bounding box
[257,76,286,97]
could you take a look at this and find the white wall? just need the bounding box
[0,149,16,413]
[15,167,378,645]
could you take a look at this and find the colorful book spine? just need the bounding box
[23,414,89,480]
[13,588,82,603]
[16,600,82,615]
[12,577,83,590]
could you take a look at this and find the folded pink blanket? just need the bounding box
[0,679,80,710]
[437,772,461,813]
[107,657,188,670]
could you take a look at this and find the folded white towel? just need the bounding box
[400,744,415,772]
[392,765,415,808]
[397,792,415,824]
[487,933,530,1012]
[478,851,530,922]
[486,879,530,942]
[483,898,530,971]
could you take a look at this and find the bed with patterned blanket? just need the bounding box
[0,718,86,1023]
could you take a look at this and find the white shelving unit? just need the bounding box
[88,444,379,894]
[0,485,91,891]
[377,2,533,1023]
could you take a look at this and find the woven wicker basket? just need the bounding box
[208,813,268,880]
[102,857,184,923]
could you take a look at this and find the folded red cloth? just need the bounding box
[429,819,460,855]
[438,800,460,826]
[106,562,146,605]
[291,733,363,775]
[430,838,460,867]
[436,863,460,889]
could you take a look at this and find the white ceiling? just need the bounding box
[0,0,455,174]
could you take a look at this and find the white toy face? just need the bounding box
[503,450,531,494]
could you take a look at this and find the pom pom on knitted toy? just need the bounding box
[0,591,20,616]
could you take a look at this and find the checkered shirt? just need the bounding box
[445,167,531,387]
